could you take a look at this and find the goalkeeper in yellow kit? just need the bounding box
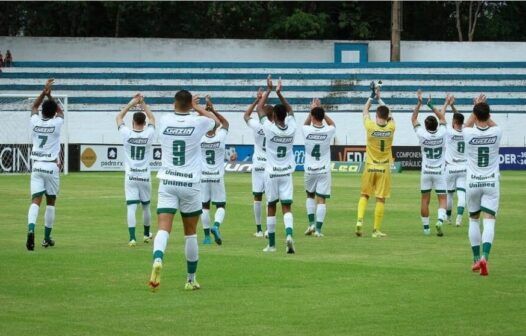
[355,81,396,238]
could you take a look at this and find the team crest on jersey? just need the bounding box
[371,130,392,138]
[128,138,149,145]
[33,126,55,133]
[163,127,195,136]
[201,142,221,149]
[257,129,265,136]
[271,136,293,144]
[423,138,444,146]
[469,136,497,145]
[306,134,327,141]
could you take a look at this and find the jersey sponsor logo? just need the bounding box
[202,171,220,176]
[163,127,195,136]
[371,130,392,138]
[33,126,55,134]
[469,136,498,145]
[270,136,293,144]
[127,138,150,145]
[201,142,221,149]
[272,165,293,172]
[30,151,53,158]
[422,138,444,146]
[306,134,328,141]
[164,169,193,179]
[128,175,150,182]
[451,135,464,141]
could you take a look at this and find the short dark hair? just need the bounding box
[452,113,464,126]
[264,105,274,120]
[376,105,390,120]
[425,115,438,132]
[41,100,58,118]
[310,107,325,122]
[273,104,287,122]
[174,90,192,110]
[133,112,146,126]
[473,102,490,122]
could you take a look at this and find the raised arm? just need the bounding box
[448,95,459,114]
[206,95,229,129]
[276,77,293,116]
[46,87,64,118]
[427,95,446,124]
[116,93,141,127]
[139,95,156,127]
[412,90,423,127]
[192,95,220,127]
[304,98,318,125]
[244,89,262,123]
[32,79,54,115]
[256,75,272,119]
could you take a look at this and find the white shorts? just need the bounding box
[304,173,331,198]
[466,178,500,216]
[201,177,226,206]
[445,164,467,193]
[265,172,293,205]
[421,169,447,194]
[251,167,266,196]
[125,174,151,205]
[31,161,60,198]
[157,179,202,217]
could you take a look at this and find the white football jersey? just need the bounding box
[415,124,447,170]
[303,124,335,174]
[464,125,502,180]
[119,124,155,176]
[246,118,267,169]
[262,116,297,175]
[30,115,63,161]
[157,112,215,183]
[201,128,228,178]
[445,127,467,166]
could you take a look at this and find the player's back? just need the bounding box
[263,116,297,174]
[246,118,267,167]
[416,125,447,169]
[157,112,215,183]
[445,127,466,166]
[201,128,228,179]
[303,124,335,174]
[120,125,155,176]
[464,126,502,178]
[364,117,395,165]
[30,115,63,161]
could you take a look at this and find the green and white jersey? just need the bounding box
[262,115,297,175]
[30,114,63,161]
[157,112,215,183]
[119,124,155,177]
[415,123,447,171]
[201,128,228,179]
[302,124,335,174]
[445,127,467,166]
[246,118,267,169]
[464,125,502,181]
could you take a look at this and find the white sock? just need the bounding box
[316,204,326,224]
[284,212,293,233]
[421,216,430,228]
[201,209,210,229]
[457,190,466,208]
[482,218,495,245]
[142,204,151,228]
[306,198,316,224]
[267,216,276,234]
[469,218,481,246]
[253,201,262,226]
[153,230,169,261]
[44,206,55,229]
[446,193,453,215]
[185,234,199,282]
[438,208,447,222]
[214,207,225,226]
[28,203,39,230]
[127,204,137,228]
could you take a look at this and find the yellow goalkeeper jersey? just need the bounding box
[363,116,395,165]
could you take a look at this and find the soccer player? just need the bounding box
[115,93,156,247]
[26,79,64,250]
[257,75,296,253]
[443,95,467,226]
[411,90,448,236]
[464,94,501,276]
[303,98,336,237]
[148,91,219,291]
[200,96,229,245]
[355,82,395,238]
[244,89,271,237]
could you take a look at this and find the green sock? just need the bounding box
[128,227,136,241]
[256,224,262,232]
[307,214,315,225]
[482,242,492,260]
[285,227,293,237]
[213,222,220,228]
[204,228,210,237]
[144,225,150,237]
[153,250,164,261]
[28,223,35,233]
[268,232,276,247]
[44,227,52,240]
[315,221,323,232]
[457,206,465,215]
[187,260,198,274]
[446,210,452,217]
[471,245,481,262]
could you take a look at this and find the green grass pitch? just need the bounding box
[1,171,525,336]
